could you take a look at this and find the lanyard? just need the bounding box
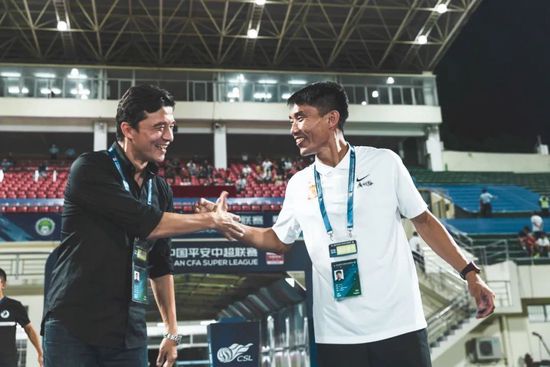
[314,145,355,240]
[108,146,152,205]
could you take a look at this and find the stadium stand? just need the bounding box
[412,169,550,196]
[421,184,539,213]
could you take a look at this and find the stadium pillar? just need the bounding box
[425,125,443,171]
[213,121,227,169]
[93,121,108,151]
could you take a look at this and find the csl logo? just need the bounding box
[35,217,55,236]
[217,343,253,363]
[1,310,9,318]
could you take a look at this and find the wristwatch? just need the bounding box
[460,261,480,280]
[163,332,182,345]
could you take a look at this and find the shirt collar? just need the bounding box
[314,143,351,175]
[110,142,159,179]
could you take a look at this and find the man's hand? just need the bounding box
[208,191,244,241]
[466,273,496,318]
[156,338,178,367]
[195,197,216,213]
[38,353,44,367]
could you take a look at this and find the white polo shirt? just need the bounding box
[273,145,428,344]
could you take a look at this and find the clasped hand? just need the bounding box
[198,191,244,241]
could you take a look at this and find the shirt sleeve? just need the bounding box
[67,154,163,239]
[391,151,428,219]
[272,175,302,245]
[14,301,30,328]
[149,180,174,278]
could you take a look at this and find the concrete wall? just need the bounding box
[434,262,550,367]
[443,150,550,173]
[0,98,442,137]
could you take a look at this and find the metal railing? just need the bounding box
[426,295,474,347]
[0,251,50,282]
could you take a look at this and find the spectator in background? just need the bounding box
[65,147,76,160]
[0,268,44,367]
[0,167,3,183]
[479,188,495,217]
[241,152,249,164]
[38,162,48,178]
[531,212,544,239]
[539,194,549,217]
[1,153,15,171]
[241,164,252,177]
[536,232,549,257]
[518,226,537,256]
[48,144,60,160]
[236,174,247,192]
[186,159,197,177]
[409,232,425,272]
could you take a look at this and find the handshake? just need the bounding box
[195,191,245,241]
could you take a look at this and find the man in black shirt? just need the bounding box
[42,85,243,367]
[0,268,44,367]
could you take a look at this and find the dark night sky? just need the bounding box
[435,0,550,153]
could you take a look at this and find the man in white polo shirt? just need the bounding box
[207,82,495,366]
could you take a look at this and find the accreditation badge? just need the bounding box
[331,258,362,301]
[131,242,149,304]
[328,239,361,301]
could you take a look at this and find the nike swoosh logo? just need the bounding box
[356,174,370,182]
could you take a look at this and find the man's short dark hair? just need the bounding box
[287,81,349,131]
[115,85,175,141]
[0,268,6,283]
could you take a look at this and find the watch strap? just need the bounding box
[460,261,480,280]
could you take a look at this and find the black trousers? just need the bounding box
[316,329,432,367]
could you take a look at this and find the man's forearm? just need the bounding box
[411,211,469,272]
[150,274,178,334]
[147,212,214,240]
[240,226,291,254]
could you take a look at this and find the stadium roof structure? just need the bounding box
[0,0,480,72]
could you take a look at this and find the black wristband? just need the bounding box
[460,261,480,280]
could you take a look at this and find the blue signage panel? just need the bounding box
[170,240,310,273]
[0,213,61,241]
[208,321,260,367]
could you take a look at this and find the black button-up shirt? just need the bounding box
[43,142,174,348]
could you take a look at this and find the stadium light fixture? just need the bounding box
[35,72,56,78]
[68,68,87,79]
[253,92,272,100]
[371,90,379,98]
[227,87,240,99]
[247,28,258,39]
[40,87,61,95]
[361,101,367,106]
[258,79,277,84]
[255,0,266,5]
[281,93,291,99]
[435,4,448,14]
[1,72,21,78]
[57,20,68,31]
[417,35,428,45]
[8,86,20,94]
[288,80,306,85]
[386,77,395,85]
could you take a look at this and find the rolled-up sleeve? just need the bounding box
[67,154,163,239]
[149,181,174,278]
